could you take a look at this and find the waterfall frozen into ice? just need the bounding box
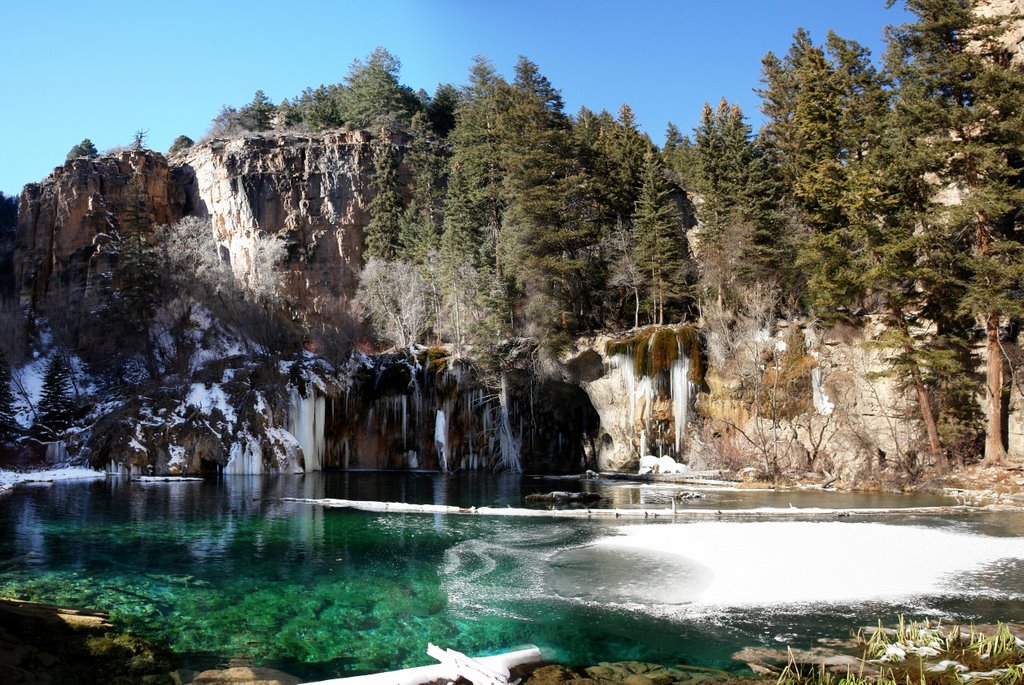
[434,409,449,473]
[44,441,67,465]
[224,437,264,475]
[670,357,691,454]
[606,328,699,460]
[811,367,834,416]
[288,386,326,472]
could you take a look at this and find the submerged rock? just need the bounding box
[524,661,741,685]
[0,597,177,683]
[189,666,300,685]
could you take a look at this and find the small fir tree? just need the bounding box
[0,348,19,443]
[36,355,75,440]
[66,138,99,161]
[240,90,276,131]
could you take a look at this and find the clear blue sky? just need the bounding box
[0,0,911,198]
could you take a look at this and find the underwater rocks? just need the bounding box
[187,666,300,685]
[0,597,177,684]
[523,661,748,685]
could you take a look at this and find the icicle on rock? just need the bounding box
[288,386,326,471]
[435,409,449,473]
[811,367,834,416]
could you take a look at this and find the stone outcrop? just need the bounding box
[16,150,191,316]
[975,0,1024,68]
[17,129,404,322]
[572,319,1024,482]
[179,129,406,314]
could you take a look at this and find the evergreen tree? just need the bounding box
[240,90,276,131]
[606,103,655,220]
[399,112,449,263]
[66,138,99,161]
[35,354,75,440]
[0,191,17,231]
[498,56,589,339]
[339,47,421,129]
[425,83,460,137]
[443,56,506,273]
[633,150,685,325]
[302,85,344,130]
[168,135,194,155]
[694,99,784,306]
[365,133,404,260]
[0,348,19,442]
[886,0,1024,464]
[117,178,162,329]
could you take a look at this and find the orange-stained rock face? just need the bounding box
[15,129,407,322]
[16,149,191,316]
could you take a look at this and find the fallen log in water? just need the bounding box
[280,497,1002,519]
[302,644,543,685]
[524,491,602,504]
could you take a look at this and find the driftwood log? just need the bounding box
[524,491,602,504]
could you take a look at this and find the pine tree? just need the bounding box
[66,138,99,161]
[240,90,276,131]
[117,178,161,329]
[338,47,420,129]
[365,133,404,260]
[886,0,1024,464]
[694,99,784,306]
[443,56,506,273]
[399,112,449,263]
[605,103,655,220]
[0,348,19,443]
[35,354,75,440]
[498,56,589,338]
[633,150,684,325]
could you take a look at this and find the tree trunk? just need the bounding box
[909,364,943,458]
[892,307,942,457]
[984,312,1007,465]
[633,288,640,330]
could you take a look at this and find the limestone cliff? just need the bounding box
[17,129,404,322]
[16,150,190,316]
[179,129,406,313]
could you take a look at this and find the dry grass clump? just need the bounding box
[778,618,1024,685]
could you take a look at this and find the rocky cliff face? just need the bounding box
[17,129,402,322]
[179,129,405,313]
[16,150,191,316]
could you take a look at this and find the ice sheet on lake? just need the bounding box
[549,521,1024,608]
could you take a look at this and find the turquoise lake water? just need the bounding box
[2,472,1023,682]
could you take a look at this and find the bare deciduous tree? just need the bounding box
[356,258,429,349]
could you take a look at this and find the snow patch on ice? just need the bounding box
[0,467,106,492]
[587,521,1024,607]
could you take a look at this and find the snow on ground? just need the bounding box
[11,347,96,430]
[185,382,237,426]
[0,467,106,492]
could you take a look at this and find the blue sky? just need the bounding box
[0,1,911,198]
